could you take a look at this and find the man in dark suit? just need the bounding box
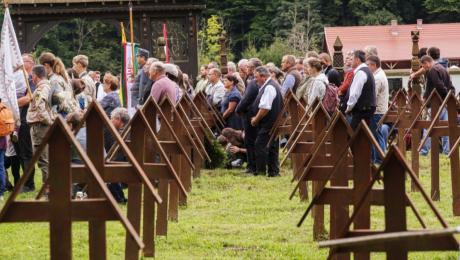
[235,58,263,174]
[250,66,283,177]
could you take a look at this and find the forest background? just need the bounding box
[0,0,459,74]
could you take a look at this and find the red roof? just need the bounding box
[324,23,460,62]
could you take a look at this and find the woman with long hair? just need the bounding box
[38,52,79,116]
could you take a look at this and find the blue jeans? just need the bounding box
[371,114,387,164]
[420,108,449,155]
[0,150,5,196]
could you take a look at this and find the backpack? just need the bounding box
[322,83,339,114]
[0,102,15,137]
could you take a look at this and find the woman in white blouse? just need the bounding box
[305,58,329,107]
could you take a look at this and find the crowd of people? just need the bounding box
[0,48,195,202]
[207,46,455,175]
[0,44,455,200]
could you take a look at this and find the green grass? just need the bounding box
[0,153,460,259]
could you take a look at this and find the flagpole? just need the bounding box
[129,1,135,72]
[21,66,33,98]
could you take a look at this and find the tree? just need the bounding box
[34,19,121,74]
[198,15,224,65]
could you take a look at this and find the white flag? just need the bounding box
[0,8,24,122]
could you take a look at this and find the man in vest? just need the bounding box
[236,58,263,174]
[345,50,376,132]
[250,66,283,177]
[280,55,301,97]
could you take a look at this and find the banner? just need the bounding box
[0,8,23,123]
[121,42,138,114]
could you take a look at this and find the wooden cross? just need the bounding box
[321,144,459,260]
[73,102,164,260]
[0,117,145,260]
[158,97,201,217]
[107,98,192,257]
[193,91,225,130]
[416,91,460,214]
[141,97,194,235]
[178,94,213,178]
[283,102,331,239]
[403,90,453,203]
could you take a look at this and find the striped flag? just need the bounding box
[0,8,23,123]
[120,23,138,113]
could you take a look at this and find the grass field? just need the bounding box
[0,153,459,259]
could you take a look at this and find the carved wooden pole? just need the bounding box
[410,31,422,96]
[157,36,167,62]
[333,36,344,77]
[219,30,228,75]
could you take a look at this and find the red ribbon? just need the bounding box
[162,23,169,63]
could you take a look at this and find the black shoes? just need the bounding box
[21,186,35,193]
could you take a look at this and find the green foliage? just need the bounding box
[204,138,226,169]
[199,15,234,66]
[242,38,307,66]
[424,0,460,13]
[204,0,460,59]
[34,19,121,74]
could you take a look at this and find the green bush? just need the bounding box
[204,138,226,169]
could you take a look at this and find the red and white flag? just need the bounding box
[0,8,23,122]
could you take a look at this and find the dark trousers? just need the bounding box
[350,108,376,131]
[108,183,126,203]
[243,118,257,172]
[4,155,20,186]
[13,122,35,188]
[255,127,280,176]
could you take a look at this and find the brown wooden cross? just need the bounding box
[415,91,460,214]
[178,94,213,178]
[108,102,192,257]
[73,102,164,260]
[158,97,201,217]
[193,91,225,130]
[0,117,145,260]
[283,102,332,239]
[141,97,195,235]
[322,144,459,260]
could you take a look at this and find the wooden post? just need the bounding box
[333,36,344,77]
[409,93,422,191]
[410,31,423,96]
[219,30,228,75]
[446,95,460,215]
[157,37,167,62]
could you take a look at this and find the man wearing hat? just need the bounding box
[131,48,149,107]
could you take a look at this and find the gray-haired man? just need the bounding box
[250,66,282,177]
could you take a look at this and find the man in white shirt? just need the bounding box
[346,50,376,132]
[250,66,283,177]
[205,68,225,110]
[366,55,389,163]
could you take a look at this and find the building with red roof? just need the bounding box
[323,20,460,93]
